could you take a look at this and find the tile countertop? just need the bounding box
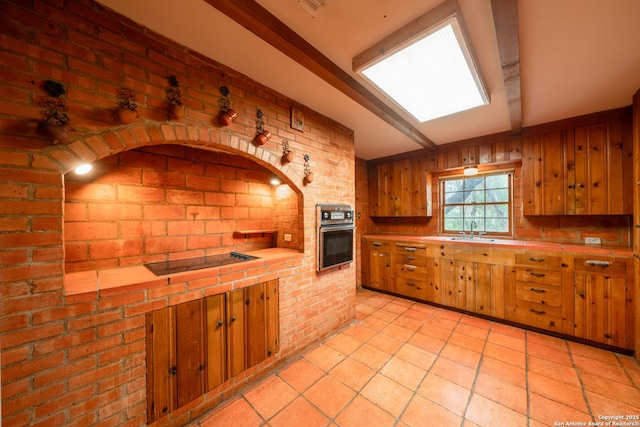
[362,234,634,257]
[64,248,303,297]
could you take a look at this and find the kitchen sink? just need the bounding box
[447,236,496,243]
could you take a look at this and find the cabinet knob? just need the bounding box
[231,316,237,322]
[217,320,224,327]
[169,366,177,375]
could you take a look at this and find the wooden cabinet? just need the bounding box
[573,257,634,349]
[146,280,279,423]
[368,159,432,217]
[522,113,632,215]
[394,243,428,300]
[361,239,393,292]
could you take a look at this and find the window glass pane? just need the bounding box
[486,188,509,202]
[464,190,485,203]
[445,179,463,192]
[485,217,509,232]
[445,191,465,205]
[444,205,463,217]
[464,205,485,218]
[486,174,508,189]
[445,218,463,231]
[464,177,484,190]
[485,204,509,217]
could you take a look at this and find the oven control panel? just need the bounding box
[318,204,354,226]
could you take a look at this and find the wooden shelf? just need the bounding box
[234,229,278,237]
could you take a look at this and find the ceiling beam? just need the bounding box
[204,0,437,151]
[491,0,522,134]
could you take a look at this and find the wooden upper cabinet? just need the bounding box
[368,159,432,217]
[522,114,632,215]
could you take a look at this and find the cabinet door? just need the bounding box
[574,273,631,348]
[146,307,177,423]
[265,279,279,358]
[228,289,246,377]
[175,299,206,407]
[522,132,567,215]
[206,294,227,391]
[245,284,267,368]
[368,164,380,217]
[440,259,469,310]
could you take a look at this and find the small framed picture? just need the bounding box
[290,107,304,132]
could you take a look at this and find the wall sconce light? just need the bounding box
[464,165,478,176]
[270,177,281,186]
[75,163,92,175]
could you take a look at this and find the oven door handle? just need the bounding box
[319,225,356,233]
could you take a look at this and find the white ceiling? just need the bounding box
[96,0,640,160]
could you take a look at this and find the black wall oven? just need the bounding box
[317,204,355,272]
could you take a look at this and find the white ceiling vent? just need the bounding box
[296,0,327,17]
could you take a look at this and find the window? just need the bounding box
[440,171,513,236]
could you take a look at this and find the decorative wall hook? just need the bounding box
[217,86,237,126]
[281,139,294,164]
[254,109,271,145]
[115,88,139,124]
[303,153,314,184]
[166,75,185,120]
[37,80,71,144]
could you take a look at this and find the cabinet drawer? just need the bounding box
[515,253,564,269]
[515,268,562,286]
[395,244,427,257]
[395,277,428,300]
[364,240,391,251]
[514,300,562,333]
[396,263,427,278]
[573,258,628,276]
[515,281,561,306]
[396,254,427,267]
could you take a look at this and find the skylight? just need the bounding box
[356,15,488,123]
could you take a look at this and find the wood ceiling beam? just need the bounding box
[491,0,522,134]
[204,0,437,151]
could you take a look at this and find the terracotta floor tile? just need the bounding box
[341,323,377,343]
[462,420,481,427]
[355,310,368,320]
[381,322,415,342]
[568,341,621,366]
[324,332,362,356]
[242,376,298,420]
[278,358,325,393]
[334,395,395,427]
[417,372,471,416]
[487,331,526,353]
[455,322,490,340]
[361,373,413,417]
[473,373,528,415]
[268,396,328,427]
[527,355,581,388]
[380,356,427,390]
[585,390,640,416]
[529,392,592,426]
[429,315,459,331]
[527,330,568,350]
[392,315,424,331]
[395,343,437,371]
[303,375,356,418]
[356,303,377,316]
[359,316,389,331]
[329,357,375,391]
[440,343,482,370]
[430,357,477,390]
[381,301,410,314]
[198,397,263,427]
[528,372,589,413]
[303,344,346,372]
[465,393,528,427]
[402,306,435,322]
[479,356,527,389]
[350,343,392,371]
[369,308,400,323]
[580,372,640,409]
[483,342,526,369]
[490,322,526,340]
[434,309,463,322]
[417,323,453,341]
[448,331,486,353]
[572,355,632,385]
[619,354,640,372]
[407,331,446,354]
[459,314,492,330]
[401,394,462,427]
[526,341,573,366]
[367,332,404,355]
[390,296,414,307]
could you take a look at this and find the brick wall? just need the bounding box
[0,1,356,426]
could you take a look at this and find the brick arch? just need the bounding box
[49,122,304,193]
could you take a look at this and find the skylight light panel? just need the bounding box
[356,15,488,123]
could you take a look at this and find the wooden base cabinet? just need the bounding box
[361,239,393,292]
[146,280,279,423]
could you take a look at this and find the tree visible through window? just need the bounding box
[440,171,513,235]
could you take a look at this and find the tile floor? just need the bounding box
[192,288,640,427]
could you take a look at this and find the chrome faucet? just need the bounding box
[470,221,477,238]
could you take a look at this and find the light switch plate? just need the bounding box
[284,233,292,242]
[584,237,601,244]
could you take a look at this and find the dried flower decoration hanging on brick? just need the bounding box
[166,75,185,120]
[254,109,271,145]
[303,153,314,184]
[36,80,71,144]
[114,88,139,124]
[217,86,237,126]
[281,139,294,164]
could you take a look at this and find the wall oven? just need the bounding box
[317,204,355,272]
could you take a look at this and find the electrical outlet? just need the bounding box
[584,237,601,244]
[284,233,292,242]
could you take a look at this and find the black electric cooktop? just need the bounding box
[144,252,259,276]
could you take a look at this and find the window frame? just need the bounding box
[439,169,514,237]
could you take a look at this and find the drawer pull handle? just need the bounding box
[405,247,417,252]
[406,256,415,261]
[406,282,416,287]
[586,260,611,268]
[530,287,546,293]
[530,272,546,278]
[404,265,417,271]
[373,242,382,247]
[530,308,546,315]
[529,257,545,263]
